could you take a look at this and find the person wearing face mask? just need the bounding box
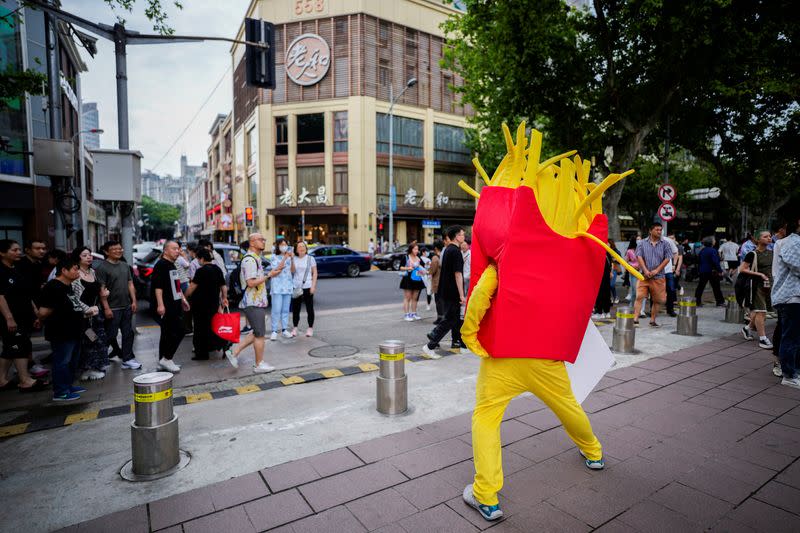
[269,238,295,341]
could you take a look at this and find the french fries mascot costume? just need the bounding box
[458,123,642,521]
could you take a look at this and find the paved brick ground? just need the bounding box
[62,333,800,532]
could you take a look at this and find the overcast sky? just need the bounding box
[64,0,252,177]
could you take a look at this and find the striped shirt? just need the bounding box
[635,238,673,279]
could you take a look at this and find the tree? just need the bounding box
[442,1,797,238]
[141,195,181,239]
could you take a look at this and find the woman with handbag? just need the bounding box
[290,241,318,337]
[739,230,775,352]
[184,248,229,360]
[400,243,426,321]
[72,247,109,381]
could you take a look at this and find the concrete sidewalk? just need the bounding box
[59,330,800,532]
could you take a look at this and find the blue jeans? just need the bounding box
[52,339,81,396]
[271,293,291,333]
[777,304,800,378]
[610,270,618,301]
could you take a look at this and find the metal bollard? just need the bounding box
[376,340,408,415]
[120,372,190,481]
[724,295,744,324]
[676,297,699,336]
[612,307,636,353]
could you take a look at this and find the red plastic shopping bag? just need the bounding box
[212,311,240,343]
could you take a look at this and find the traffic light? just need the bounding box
[379,222,384,231]
[245,18,275,89]
[245,206,254,227]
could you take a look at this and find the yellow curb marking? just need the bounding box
[186,392,213,404]
[281,376,305,385]
[320,369,344,378]
[0,423,29,437]
[358,363,379,372]
[64,411,99,425]
[236,384,261,394]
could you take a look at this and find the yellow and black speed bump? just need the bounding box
[0,362,387,440]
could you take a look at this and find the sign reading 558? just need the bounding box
[295,0,326,16]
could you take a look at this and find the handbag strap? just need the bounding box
[300,256,311,285]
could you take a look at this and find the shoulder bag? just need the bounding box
[293,257,310,299]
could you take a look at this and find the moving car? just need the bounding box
[309,245,371,277]
[372,243,435,271]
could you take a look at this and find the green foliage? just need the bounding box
[102,0,183,35]
[442,0,798,238]
[0,67,47,109]
[141,195,181,238]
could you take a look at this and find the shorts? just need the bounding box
[242,306,267,337]
[1,328,33,359]
[636,278,667,304]
[748,286,772,313]
[726,259,740,270]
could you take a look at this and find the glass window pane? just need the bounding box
[275,117,288,156]
[334,111,348,152]
[376,113,422,158]
[0,6,30,177]
[434,124,470,164]
[297,113,324,154]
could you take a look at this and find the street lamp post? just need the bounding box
[388,78,417,249]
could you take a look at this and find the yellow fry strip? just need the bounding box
[572,169,635,226]
[575,231,644,281]
[473,157,491,186]
[538,150,578,172]
[490,153,510,186]
[502,123,514,153]
[504,122,528,188]
[458,180,481,199]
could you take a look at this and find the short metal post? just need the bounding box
[676,297,698,336]
[121,372,190,481]
[724,295,744,324]
[612,307,636,354]
[377,340,408,415]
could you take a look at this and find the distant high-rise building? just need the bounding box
[82,102,101,149]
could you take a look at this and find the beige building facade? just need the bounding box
[229,0,475,250]
[205,113,235,240]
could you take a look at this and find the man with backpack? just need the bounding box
[228,233,275,373]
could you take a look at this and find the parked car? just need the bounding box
[309,245,371,277]
[135,242,243,299]
[132,242,157,262]
[372,243,435,271]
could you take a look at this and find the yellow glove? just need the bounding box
[460,264,498,358]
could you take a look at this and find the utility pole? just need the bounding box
[44,6,65,249]
[662,114,670,236]
[387,78,417,249]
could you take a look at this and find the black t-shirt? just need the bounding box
[17,256,44,303]
[437,244,465,301]
[0,262,35,329]
[39,279,85,342]
[151,258,183,314]
[190,263,225,311]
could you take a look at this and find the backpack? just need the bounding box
[228,261,243,306]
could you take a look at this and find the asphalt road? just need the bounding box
[136,269,413,324]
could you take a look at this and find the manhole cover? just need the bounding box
[308,345,359,358]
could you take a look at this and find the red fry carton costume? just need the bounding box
[458,123,642,514]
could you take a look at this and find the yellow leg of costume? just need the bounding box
[472,357,602,506]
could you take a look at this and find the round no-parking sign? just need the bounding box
[658,202,676,222]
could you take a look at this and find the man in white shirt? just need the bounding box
[719,238,740,282]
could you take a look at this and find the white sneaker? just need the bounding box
[426,304,431,311]
[412,313,422,320]
[759,338,774,350]
[270,331,278,341]
[781,377,800,390]
[591,313,603,320]
[225,348,238,369]
[422,344,442,360]
[404,314,414,322]
[773,364,783,377]
[282,330,293,338]
[158,358,181,373]
[80,370,94,381]
[305,327,313,337]
[121,359,142,370]
[603,313,611,319]
[253,361,276,373]
[31,364,48,374]
[88,370,105,380]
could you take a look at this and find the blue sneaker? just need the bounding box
[462,485,503,521]
[70,385,87,394]
[53,392,81,402]
[580,450,605,470]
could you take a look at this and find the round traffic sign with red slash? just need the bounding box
[658,183,677,203]
[658,202,676,222]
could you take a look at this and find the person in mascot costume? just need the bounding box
[457,122,643,521]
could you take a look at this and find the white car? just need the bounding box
[132,242,157,262]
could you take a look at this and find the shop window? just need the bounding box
[376,114,423,158]
[297,166,325,200]
[275,117,288,156]
[434,124,471,164]
[434,170,476,210]
[297,113,324,154]
[334,165,348,206]
[0,5,30,177]
[334,111,348,152]
[376,166,423,207]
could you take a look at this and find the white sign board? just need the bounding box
[658,183,677,203]
[658,202,676,222]
[565,321,615,404]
